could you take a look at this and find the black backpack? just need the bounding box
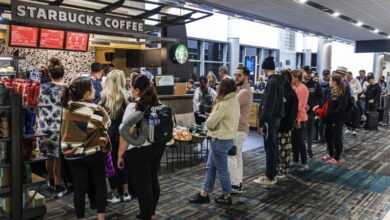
[148,105,174,145]
[199,88,213,114]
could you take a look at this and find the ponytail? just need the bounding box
[136,85,159,118]
[61,86,71,109]
[61,77,93,108]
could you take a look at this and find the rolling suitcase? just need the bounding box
[365,111,379,130]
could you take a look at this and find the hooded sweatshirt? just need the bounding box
[279,83,298,133]
[206,92,240,140]
[258,74,285,127]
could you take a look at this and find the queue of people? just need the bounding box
[36,56,390,220]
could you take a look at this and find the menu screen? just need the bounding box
[10,25,39,47]
[39,28,65,49]
[65,32,89,51]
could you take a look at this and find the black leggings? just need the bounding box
[108,141,129,195]
[67,152,107,219]
[325,121,344,160]
[126,144,165,220]
[292,122,307,165]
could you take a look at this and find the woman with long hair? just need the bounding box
[117,74,165,220]
[61,77,110,220]
[189,77,240,205]
[193,76,217,124]
[99,69,132,204]
[207,71,218,90]
[37,57,67,198]
[291,69,310,172]
[316,74,348,164]
[277,70,298,178]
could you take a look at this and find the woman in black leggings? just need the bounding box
[118,74,165,220]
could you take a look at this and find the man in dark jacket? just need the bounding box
[302,66,323,158]
[253,57,284,186]
[366,75,382,112]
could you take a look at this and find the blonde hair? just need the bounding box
[291,69,304,82]
[207,71,218,84]
[100,69,129,119]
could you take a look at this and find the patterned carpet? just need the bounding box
[44,127,390,220]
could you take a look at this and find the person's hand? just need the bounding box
[117,156,125,169]
[313,105,319,112]
[369,99,374,103]
[129,126,136,136]
[306,105,310,111]
[257,127,264,136]
[295,121,301,129]
[361,94,366,98]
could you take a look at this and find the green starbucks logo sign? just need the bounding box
[174,44,188,64]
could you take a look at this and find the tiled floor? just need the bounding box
[43,128,390,219]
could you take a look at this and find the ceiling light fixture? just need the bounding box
[373,29,379,33]
[387,35,390,39]
[332,12,340,17]
[296,0,308,4]
[355,21,363,26]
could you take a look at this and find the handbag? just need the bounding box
[105,152,115,178]
[228,146,237,156]
[315,99,329,119]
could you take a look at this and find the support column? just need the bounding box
[302,34,312,67]
[316,37,332,77]
[373,53,384,79]
[228,16,240,76]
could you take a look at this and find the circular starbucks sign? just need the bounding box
[174,44,188,64]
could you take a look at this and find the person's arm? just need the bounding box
[119,111,147,146]
[205,102,225,130]
[355,80,363,95]
[315,83,323,107]
[259,80,277,127]
[193,88,200,112]
[296,86,308,124]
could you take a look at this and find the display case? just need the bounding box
[0,56,27,79]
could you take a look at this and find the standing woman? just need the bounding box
[37,57,67,197]
[189,77,240,205]
[117,74,165,220]
[277,70,298,178]
[291,69,310,172]
[207,71,218,90]
[61,77,111,220]
[316,74,348,164]
[99,69,132,204]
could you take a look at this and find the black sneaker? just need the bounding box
[214,194,233,205]
[231,183,246,195]
[189,193,210,204]
[47,179,54,192]
[308,151,313,158]
[54,185,68,198]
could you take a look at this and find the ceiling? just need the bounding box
[188,0,390,41]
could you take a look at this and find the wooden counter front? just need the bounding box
[249,103,260,128]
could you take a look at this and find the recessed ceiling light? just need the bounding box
[355,21,363,26]
[387,35,390,39]
[373,29,379,33]
[297,0,308,3]
[212,9,220,13]
[332,12,340,17]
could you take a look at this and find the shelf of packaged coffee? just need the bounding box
[0,162,10,168]
[23,205,47,220]
[25,155,48,164]
[23,173,46,189]
[23,132,48,139]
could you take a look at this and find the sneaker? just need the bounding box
[326,158,342,165]
[107,194,121,204]
[123,192,132,202]
[322,155,332,161]
[290,161,300,167]
[379,121,388,126]
[296,164,309,172]
[345,129,351,134]
[276,174,286,180]
[47,179,55,192]
[253,176,277,185]
[54,185,67,198]
[189,193,210,204]
[231,183,246,195]
[351,130,358,136]
[214,194,233,205]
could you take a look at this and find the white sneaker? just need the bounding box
[296,164,309,172]
[276,174,286,180]
[123,192,132,202]
[253,176,277,186]
[345,129,351,134]
[351,130,358,136]
[290,161,300,167]
[107,195,121,204]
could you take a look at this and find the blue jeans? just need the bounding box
[263,118,281,180]
[203,138,233,194]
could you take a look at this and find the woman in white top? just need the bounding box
[193,76,217,124]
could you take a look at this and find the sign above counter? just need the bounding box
[11,0,144,36]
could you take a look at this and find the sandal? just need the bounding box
[214,194,232,205]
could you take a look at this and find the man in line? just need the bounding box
[302,66,322,158]
[91,62,103,104]
[253,57,284,186]
[317,69,331,143]
[218,66,230,80]
[228,66,253,194]
[346,71,363,135]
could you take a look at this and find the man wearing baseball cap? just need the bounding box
[302,66,322,158]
